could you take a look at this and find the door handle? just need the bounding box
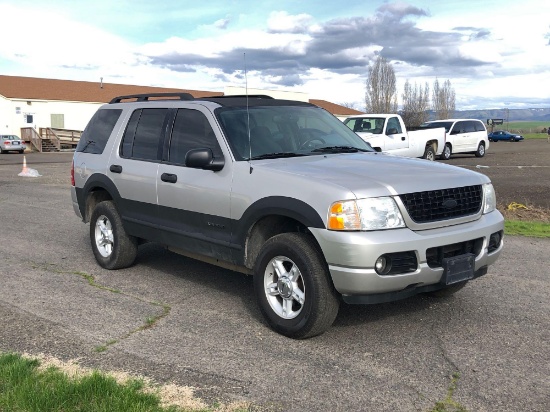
[109,165,122,173]
[401,136,406,141]
[161,173,177,183]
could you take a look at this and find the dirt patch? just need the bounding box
[498,202,550,223]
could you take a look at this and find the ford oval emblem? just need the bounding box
[442,199,458,209]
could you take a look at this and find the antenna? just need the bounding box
[244,53,253,174]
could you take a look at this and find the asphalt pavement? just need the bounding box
[0,150,548,411]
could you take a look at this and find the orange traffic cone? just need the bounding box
[21,156,29,174]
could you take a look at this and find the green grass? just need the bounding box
[0,353,249,412]
[0,353,181,412]
[506,121,548,130]
[504,220,550,238]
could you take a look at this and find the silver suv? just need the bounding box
[71,93,504,338]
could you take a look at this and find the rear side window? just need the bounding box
[168,109,222,165]
[121,108,168,161]
[473,121,486,132]
[76,109,122,154]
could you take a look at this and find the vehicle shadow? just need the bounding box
[133,242,440,333]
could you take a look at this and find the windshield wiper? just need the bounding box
[311,146,369,153]
[250,152,306,160]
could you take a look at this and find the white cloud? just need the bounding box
[267,11,314,33]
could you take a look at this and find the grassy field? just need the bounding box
[496,121,549,134]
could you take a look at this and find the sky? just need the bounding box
[1,0,549,111]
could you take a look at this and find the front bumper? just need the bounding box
[310,211,504,301]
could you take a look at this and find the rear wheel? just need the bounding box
[253,232,340,339]
[475,142,485,157]
[90,200,137,269]
[423,145,436,161]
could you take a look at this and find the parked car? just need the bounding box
[71,93,504,338]
[343,114,446,161]
[0,135,26,154]
[488,130,524,142]
[419,119,489,160]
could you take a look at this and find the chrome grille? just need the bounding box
[399,185,483,223]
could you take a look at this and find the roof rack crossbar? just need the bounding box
[110,93,194,104]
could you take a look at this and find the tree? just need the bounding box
[400,80,430,128]
[432,78,456,120]
[365,56,398,113]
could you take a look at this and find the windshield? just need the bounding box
[216,105,373,160]
[343,117,386,134]
[419,121,454,133]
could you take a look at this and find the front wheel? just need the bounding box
[90,200,138,270]
[440,144,452,160]
[253,233,339,339]
[475,142,485,157]
[423,145,436,161]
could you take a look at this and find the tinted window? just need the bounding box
[169,109,222,165]
[121,109,167,161]
[420,121,453,133]
[474,121,486,132]
[464,121,476,133]
[451,121,466,134]
[76,109,122,154]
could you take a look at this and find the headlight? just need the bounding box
[328,197,405,231]
[483,183,496,214]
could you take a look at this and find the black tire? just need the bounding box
[253,232,340,339]
[440,144,452,160]
[19,150,24,154]
[510,137,515,142]
[423,145,436,161]
[425,281,467,298]
[90,200,137,270]
[475,142,485,158]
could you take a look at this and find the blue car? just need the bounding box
[488,130,524,142]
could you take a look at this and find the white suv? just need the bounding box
[420,119,489,160]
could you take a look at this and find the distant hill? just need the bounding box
[449,108,550,122]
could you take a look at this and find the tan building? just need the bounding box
[0,75,363,148]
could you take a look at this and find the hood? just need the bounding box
[252,152,489,199]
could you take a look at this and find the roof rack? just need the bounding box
[201,95,274,99]
[109,93,194,104]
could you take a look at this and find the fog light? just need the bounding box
[375,255,392,275]
[488,231,503,253]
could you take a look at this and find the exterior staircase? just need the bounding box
[40,138,59,152]
[20,127,81,152]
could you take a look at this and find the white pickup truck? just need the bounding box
[343,114,446,161]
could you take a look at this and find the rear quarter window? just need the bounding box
[76,109,122,154]
[474,121,486,132]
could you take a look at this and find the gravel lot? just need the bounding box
[443,138,550,209]
[0,143,548,411]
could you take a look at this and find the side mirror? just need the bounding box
[185,148,224,171]
[387,128,398,135]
